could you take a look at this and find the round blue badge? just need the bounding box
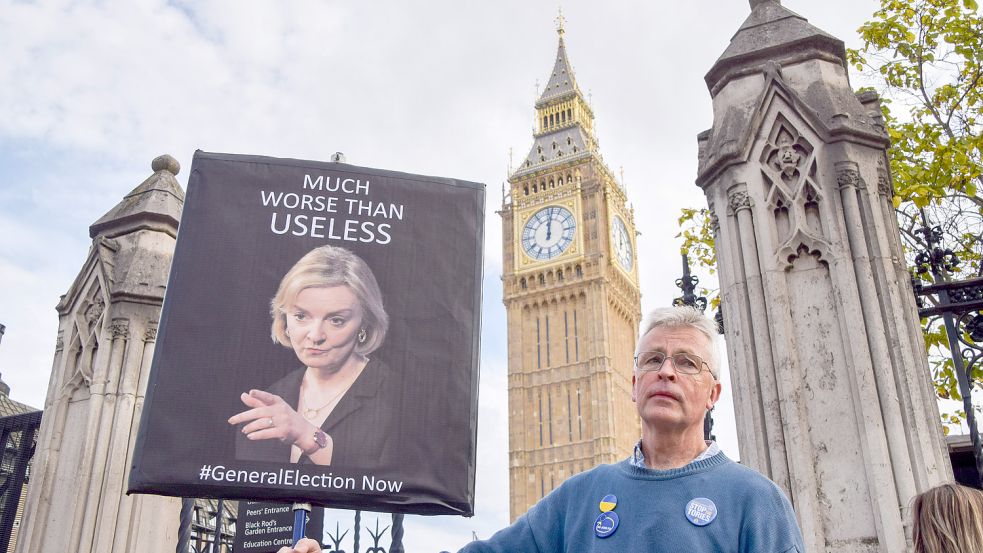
[599,494,618,512]
[594,511,619,538]
[685,497,717,526]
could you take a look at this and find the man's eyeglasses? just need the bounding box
[634,351,712,376]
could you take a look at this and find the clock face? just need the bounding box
[611,215,633,271]
[521,206,576,261]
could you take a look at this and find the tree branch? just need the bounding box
[945,65,982,130]
[916,9,959,141]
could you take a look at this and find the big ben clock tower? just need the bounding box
[501,16,642,520]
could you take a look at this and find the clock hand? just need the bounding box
[546,220,552,241]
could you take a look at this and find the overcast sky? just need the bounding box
[0,0,882,550]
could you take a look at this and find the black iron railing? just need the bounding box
[911,209,983,489]
[0,410,42,552]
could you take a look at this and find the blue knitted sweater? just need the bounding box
[461,452,804,553]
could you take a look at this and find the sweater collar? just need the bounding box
[630,439,721,469]
[620,450,731,480]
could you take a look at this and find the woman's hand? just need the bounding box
[277,538,321,553]
[229,389,314,447]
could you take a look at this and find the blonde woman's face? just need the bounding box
[285,285,365,372]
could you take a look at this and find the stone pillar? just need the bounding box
[696,2,951,552]
[16,156,184,553]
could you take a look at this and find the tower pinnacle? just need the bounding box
[750,0,779,8]
[512,18,601,177]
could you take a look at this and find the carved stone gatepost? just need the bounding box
[697,2,951,552]
[16,156,184,553]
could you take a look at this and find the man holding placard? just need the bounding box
[462,306,805,552]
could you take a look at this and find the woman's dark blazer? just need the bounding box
[234,357,403,469]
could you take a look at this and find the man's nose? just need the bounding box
[655,358,678,380]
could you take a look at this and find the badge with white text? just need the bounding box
[685,497,717,526]
[594,511,619,538]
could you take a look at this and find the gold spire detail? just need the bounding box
[555,7,566,36]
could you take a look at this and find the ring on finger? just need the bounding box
[267,417,275,428]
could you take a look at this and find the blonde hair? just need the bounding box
[636,306,721,378]
[912,483,983,553]
[270,246,388,355]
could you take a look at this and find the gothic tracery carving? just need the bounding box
[777,138,802,179]
[759,116,831,269]
[84,295,105,331]
[763,126,810,187]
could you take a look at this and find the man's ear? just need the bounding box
[631,373,637,403]
[706,379,722,410]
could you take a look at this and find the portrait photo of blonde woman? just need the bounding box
[229,245,401,468]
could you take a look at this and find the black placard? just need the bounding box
[128,151,484,515]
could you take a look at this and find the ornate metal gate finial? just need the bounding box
[673,254,708,313]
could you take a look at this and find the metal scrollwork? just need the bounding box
[968,314,983,343]
[365,518,390,553]
[914,225,960,275]
[950,282,983,307]
[673,254,708,314]
[324,521,349,553]
[911,274,926,310]
[911,208,983,488]
[957,312,982,377]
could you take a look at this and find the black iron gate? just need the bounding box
[0,410,42,552]
[911,210,983,489]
